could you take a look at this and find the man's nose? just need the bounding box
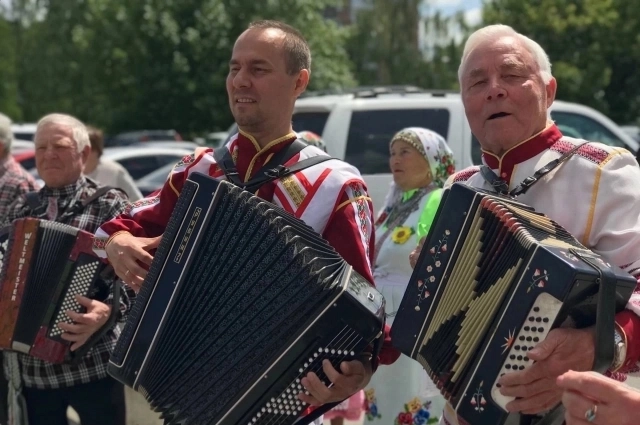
[486,79,506,101]
[233,69,251,89]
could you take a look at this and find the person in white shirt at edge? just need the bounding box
[408,24,640,425]
[83,126,143,201]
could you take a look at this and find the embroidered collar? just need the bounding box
[234,130,297,181]
[481,124,563,183]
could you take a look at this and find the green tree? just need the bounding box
[483,0,640,124]
[0,14,22,120]
[11,0,356,136]
[347,1,468,91]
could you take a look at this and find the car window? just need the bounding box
[117,155,184,180]
[344,109,450,174]
[291,112,330,135]
[551,111,628,148]
[13,132,35,141]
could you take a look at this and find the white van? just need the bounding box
[290,88,638,210]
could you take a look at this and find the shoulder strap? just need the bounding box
[214,139,333,193]
[25,192,41,211]
[244,155,333,193]
[81,186,114,207]
[66,185,114,216]
[480,141,589,197]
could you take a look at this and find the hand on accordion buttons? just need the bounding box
[409,236,427,269]
[105,232,161,292]
[298,358,372,406]
[57,295,112,351]
[557,370,640,425]
[497,327,596,415]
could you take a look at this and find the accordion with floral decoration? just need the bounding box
[391,183,636,425]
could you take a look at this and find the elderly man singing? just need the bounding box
[409,24,640,425]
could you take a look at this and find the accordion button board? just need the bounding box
[390,183,636,425]
[108,172,386,425]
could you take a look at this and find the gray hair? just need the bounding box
[0,113,13,154]
[36,113,90,152]
[458,24,553,84]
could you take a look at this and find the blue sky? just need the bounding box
[426,0,484,26]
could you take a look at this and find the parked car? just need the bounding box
[129,141,201,150]
[106,130,184,147]
[29,146,193,182]
[135,162,176,197]
[621,125,640,143]
[286,87,638,209]
[10,123,37,141]
[13,149,36,171]
[12,140,35,152]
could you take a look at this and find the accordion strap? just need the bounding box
[213,139,334,193]
[479,142,589,197]
[24,185,114,217]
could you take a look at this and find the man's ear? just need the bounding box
[81,145,91,163]
[545,77,557,108]
[294,69,310,97]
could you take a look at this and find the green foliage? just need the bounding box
[0,18,22,120]
[2,0,356,136]
[347,1,466,91]
[484,0,640,124]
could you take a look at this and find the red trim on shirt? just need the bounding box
[482,125,563,183]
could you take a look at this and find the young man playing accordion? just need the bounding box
[93,20,400,420]
[409,25,640,425]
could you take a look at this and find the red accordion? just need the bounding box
[0,218,119,364]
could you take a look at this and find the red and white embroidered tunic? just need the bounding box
[440,124,640,425]
[94,130,401,366]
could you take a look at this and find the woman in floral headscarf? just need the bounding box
[363,127,455,425]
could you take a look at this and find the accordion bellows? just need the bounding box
[109,172,385,425]
[0,218,112,364]
[391,183,635,425]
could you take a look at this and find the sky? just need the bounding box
[427,0,484,26]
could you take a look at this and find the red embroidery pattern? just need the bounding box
[174,153,195,168]
[92,237,107,251]
[125,197,160,215]
[452,167,481,183]
[550,140,610,164]
[350,182,370,257]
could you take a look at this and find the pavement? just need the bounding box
[68,387,364,425]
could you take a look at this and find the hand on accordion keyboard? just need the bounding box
[57,295,112,351]
[298,358,372,406]
[497,327,596,415]
[105,232,161,292]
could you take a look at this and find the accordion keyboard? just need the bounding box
[490,292,562,409]
[48,259,101,338]
[243,341,359,424]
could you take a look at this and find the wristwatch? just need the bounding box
[611,326,627,371]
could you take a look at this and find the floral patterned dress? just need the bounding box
[364,188,445,425]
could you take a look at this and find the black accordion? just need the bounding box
[0,218,119,364]
[391,183,636,425]
[108,172,385,425]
